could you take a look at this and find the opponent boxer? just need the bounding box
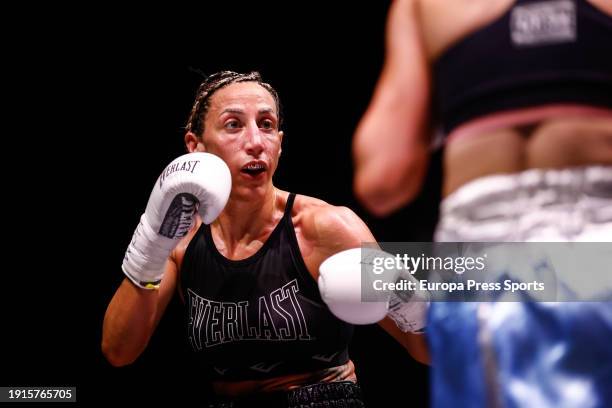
[353,1,612,406]
[102,71,428,408]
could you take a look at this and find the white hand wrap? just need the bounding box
[122,152,231,289]
[387,270,429,333]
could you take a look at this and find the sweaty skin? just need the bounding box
[103,81,429,399]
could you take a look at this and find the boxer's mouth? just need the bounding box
[241,161,267,176]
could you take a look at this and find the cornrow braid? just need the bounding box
[185,70,282,137]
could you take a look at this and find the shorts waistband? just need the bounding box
[207,381,364,408]
[440,166,612,219]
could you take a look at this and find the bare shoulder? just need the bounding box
[589,0,612,15]
[293,194,375,252]
[416,0,514,60]
[294,194,355,233]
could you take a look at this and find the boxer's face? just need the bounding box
[200,82,283,194]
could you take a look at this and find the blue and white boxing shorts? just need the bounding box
[430,166,612,408]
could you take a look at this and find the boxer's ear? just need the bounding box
[185,132,206,153]
[278,131,284,156]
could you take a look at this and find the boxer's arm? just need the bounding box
[101,257,178,367]
[378,316,430,365]
[308,205,430,363]
[353,0,431,216]
[102,152,231,366]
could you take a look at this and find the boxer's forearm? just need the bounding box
[378,316,430,365]
[102,152,230,366]
[102,278,159,366]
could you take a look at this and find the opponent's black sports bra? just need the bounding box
[433,0,612,135]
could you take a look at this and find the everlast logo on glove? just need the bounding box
[158,159,200,188]
[158,193,198,239]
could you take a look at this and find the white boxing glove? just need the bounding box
[318,248,429,332]
[122,152,231,289]
[318,248,392,325]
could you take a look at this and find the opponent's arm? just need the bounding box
[353,0,431,216]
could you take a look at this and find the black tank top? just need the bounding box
[433,0,612,135]
[180,193,354,381]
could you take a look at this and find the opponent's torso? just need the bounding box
[417,0,612,195]
[179,193,354,386]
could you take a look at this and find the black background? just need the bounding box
[5,2,442,406]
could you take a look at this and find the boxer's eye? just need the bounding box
[225,120,241,130]
[260,119,274,130]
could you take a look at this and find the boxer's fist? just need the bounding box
[318,248,393,325]
[122,152,231,289]
[318,248,429,332]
